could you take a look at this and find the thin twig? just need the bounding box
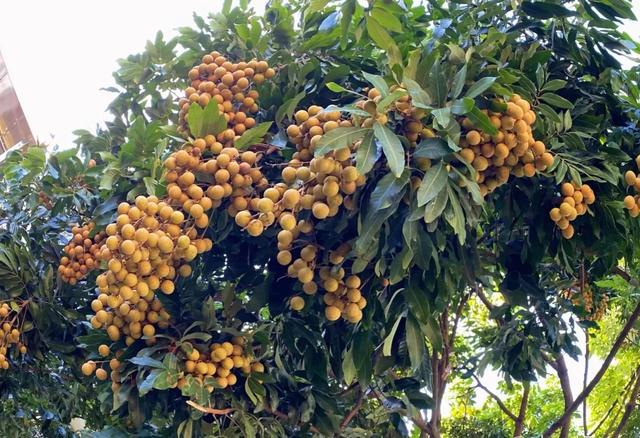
[473,374,518,422]
[339,388,365,431]
[186,400,234,415]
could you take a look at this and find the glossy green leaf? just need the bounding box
[373,122,405,177]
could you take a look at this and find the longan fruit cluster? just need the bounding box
[562,285,608,321]
[0,303,27,370]
[91,196,212,346]
[178,51,275,143]
[167,144,268,235]
[283,240,366,323]
[179,337,264,391]
[81,359,108,381]
[622,158,640,216]
[458,95,554,197]
[548,182,595,239]
[58,223,106,284]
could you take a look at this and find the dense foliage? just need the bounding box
[1,0,640,437]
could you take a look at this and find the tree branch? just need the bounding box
[339,388,365,431]
[612,266,631,283]
[473,374,518,422]
[554,353,574,438]
[583,329,590,437]
[612,364,640,438]
[513,381,530,438]
[543,300,640,437]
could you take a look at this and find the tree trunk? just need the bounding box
[555,354,574,438]
[513,382,530,438]
[583,332,589,437]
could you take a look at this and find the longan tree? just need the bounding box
[2,1,640,437]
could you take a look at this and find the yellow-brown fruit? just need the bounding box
[96,368,108,381]
[98,344,110,357]
[466,130,481,146]
[624,195,636,210]
[625,170,637,186]
[562,224,575,239]
[290,296,305,311]
[325,306,341,321]
[81,361,96,376]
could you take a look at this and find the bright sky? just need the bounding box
[0,0,639,420]
[0,1,267,147]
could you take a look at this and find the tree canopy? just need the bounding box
[1,1,640,437]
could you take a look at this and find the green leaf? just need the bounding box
[383,314,404,356]
[152,370,178,390]
[306,0,330,15]
[362,72,389,96]
[445,185,466,244]
[355,131,379,174]
[353,332,373,386]
[465,77,497,98]
[377,90,409,112]
[315,127,371,156]
[521,1,576,19]
[414,138,452,160]
[371,7,402,33]
[342,348,356,385]
[366,16,395,51]
[187,103,204,137]
[370,171,409,211]
[234,122,272,150]
[129,356,166,369]
[430,61,447,106]
[405,314,425,371]
[423,187,448,223]
[340,0,355,50]
[538,103,562,123]
[373,123,405,177]
[326,82,349,93]
[417,163,447,207]
[451,64,467,99]
[467,105,499,135]
[542,79,567,92]
[404,78,432,109]
[539,93,574,109]
[199,100,227,137]
[275,91,305,125]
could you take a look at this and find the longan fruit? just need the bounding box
[81,361,96,376]
[325,306,341,321]
[466,130,481,146]
[247,219,264,237]
[562,224,575,239]
[312,202,330,219]
[625,170,637,186]
[624,195,636,209]
[561,182,575,197]
[290,296,305,311]
[345,303,363,323]
[549,208,562,222]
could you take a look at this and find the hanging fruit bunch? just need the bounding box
[0,301,28,370]
[622,156,640,216]
[548,182,595,239]
[457,95,554,197]
[58,222,106,284]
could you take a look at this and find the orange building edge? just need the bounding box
[0,50,34,153]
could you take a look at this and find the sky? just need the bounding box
[0,0,639,418]
[0,1,268,147]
